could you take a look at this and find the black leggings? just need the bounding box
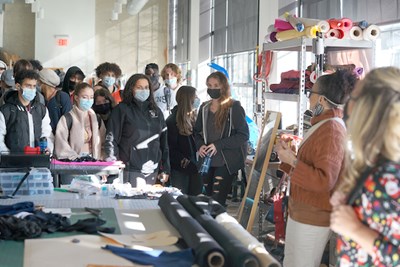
[202,165,234,206]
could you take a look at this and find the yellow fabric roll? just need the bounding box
[275,26,318,41]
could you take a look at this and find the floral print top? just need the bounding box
[336,161,400,267]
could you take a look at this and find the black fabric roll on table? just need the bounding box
[158,193,225,267]
[177,195,260,267]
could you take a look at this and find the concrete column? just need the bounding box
[189,0,199,87]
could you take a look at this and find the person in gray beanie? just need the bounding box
[39,68,72,133]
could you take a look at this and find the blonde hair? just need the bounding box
[340,67,400,194]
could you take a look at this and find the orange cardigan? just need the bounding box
[281,109,346,224]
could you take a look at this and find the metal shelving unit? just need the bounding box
[262,37,374,137]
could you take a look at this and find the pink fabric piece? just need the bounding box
[51,159,124,166]
[274,18,293,32]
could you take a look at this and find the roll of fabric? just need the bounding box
[274,19,293,32]
[158,193,225,267]
[363,24,380,41]
[284,12,304,32]
[296,17,330,33]
[275,26,318,41]
[328,18,353,32]
[349,26,363,40]
[177,195,260,267]
[325,28,345,39]
[216,212,281,267]
[264,32,278,43]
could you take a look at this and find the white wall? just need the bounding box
[35,0,95,75]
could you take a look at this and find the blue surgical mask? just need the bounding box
[165,77,177,89]
[193,97,200,109]
[134,89,150,102]
[79,98,94,111]
[103,76,116,88]
[22,88,36,102]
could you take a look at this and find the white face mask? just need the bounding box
[134,89,150,102]
[165,77,177,89]
[22,88,36,102]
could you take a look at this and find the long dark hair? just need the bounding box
[176,86,197,135]
[122,73,158,113]
[206,71,233,129]
[316,69,357,107]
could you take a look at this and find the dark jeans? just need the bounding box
[170,169,203,195]
[202,165,234,206]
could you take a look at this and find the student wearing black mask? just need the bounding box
[194,71,249,206]
[92,88,116,126]
[62,66,85,103]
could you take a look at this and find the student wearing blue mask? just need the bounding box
[158,63,182,119]
[0,69,54,153]
[55,82,105,165]
[94,62,123,104]
[166,86,202,195]
[105,73,170,188]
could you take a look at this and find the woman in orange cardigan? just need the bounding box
[275,70,357,267]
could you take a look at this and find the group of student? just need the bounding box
[0,57,398,266]
[0,59,249,207]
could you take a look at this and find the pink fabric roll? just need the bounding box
[274,18,293,32]
[328,18,353,32]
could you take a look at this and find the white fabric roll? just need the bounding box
[325,29,340,39]
[363,24,380,41]
[349,26,363,40]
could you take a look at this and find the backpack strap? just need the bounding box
[64,112,73,131]
[55,90,63,109]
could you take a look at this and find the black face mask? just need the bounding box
[92,103,111,115]
[68,81,76,92]
[207,88,221,99]
[150,75,160,90]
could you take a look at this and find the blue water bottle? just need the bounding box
[199,153,212,176]
[39,137,47,154]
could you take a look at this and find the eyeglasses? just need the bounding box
[305,90,321,98]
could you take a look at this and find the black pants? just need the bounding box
[170,169,203,195]
[202,165,234,206]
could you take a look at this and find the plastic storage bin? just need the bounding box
[0,168,53,196]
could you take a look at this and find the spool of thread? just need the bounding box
[296,17,330,33]
[354,20,368,29]
[275,26,318,41]
[328,18,353,32]
[325,28,345,39]
[264,32,278,43]
[363,24,380,41]
[284,12,304,32]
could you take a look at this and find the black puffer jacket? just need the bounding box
[0,91,46,152]
[166,106,198,175]
[105,100,170,174]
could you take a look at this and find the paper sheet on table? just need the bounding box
[24,235,148,267]
[100,231,178,247]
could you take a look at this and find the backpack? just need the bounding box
[64,112,102,131]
